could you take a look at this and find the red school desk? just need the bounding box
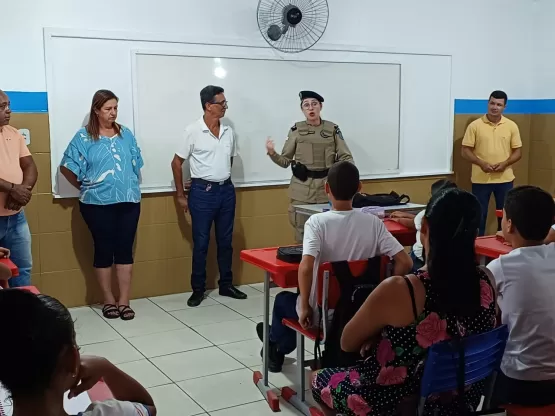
[475,236,512,265]
[240,247,299,412]
[383,219,417,246]
[0,258,19,289]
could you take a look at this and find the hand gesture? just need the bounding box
[9,184,32,206]
[492,161,508,172]
[0,247,9,259]
[4,194,22,211]
[265,137,276,155]
[479,161,494,173]
[68,356,108,399]
[389,211,404,219]
[299,304,313,330]
[177,195,189,213]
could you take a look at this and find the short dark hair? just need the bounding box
[0,290,75,400]
[327,161,359,201]
[431,179,457,196]
[489,90,508,104]
[200,85,224,111]
[505,186,555,241]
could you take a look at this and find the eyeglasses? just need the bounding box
[302,102,320,110]
[211,100,228,109]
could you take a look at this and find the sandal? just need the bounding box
[102,304,120,319]
[118,305,136,321]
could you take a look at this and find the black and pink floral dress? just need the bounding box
[311,268,496,416]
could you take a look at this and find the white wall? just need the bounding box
[0,0,535,98]
[532,0,554,98]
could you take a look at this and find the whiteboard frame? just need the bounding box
[44,27,455,196]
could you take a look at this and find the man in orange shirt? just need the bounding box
[0,90,38,287]
[461,90,522,235]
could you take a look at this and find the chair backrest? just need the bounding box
[419,325,509,398]
[316,256,390,310]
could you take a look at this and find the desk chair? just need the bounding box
[281,257,390,416]
[418,325,509,416]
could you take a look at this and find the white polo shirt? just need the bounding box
[487,242,555,381]
[176,117,237,182]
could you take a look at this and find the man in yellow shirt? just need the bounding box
[461,90,522,235]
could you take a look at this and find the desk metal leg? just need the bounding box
[252,271,280,411]
[281,331,324,416]
[479,255,486,266]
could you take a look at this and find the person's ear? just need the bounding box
[325,181,330,194]
[357,181,362,193]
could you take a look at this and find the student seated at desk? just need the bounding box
[0,289,157,416]
[0,246,10,281]
[487,186,555,407]
[390,179,457,271]
[255,161,412,373]
[312,187,496,416]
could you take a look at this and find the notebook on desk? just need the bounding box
[0,385,91,415]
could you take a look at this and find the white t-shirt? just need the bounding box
[487,242,555,381]
[297,209,404,321]
[80,400,150,415]
[175,117,237,182]
[412,210,425,260]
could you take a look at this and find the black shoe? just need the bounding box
[187,291,205,307]
[219,286,247,300]
[256,323,284,372]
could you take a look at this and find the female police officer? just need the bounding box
[266,91,353,242]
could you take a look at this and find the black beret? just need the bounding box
[299,91,324,103]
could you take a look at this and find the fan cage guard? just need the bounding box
[257,0,329,53]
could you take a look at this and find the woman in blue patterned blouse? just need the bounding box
[60,90,144,321]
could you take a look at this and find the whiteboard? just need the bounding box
[133,52,400,189]
[44,28,453,197]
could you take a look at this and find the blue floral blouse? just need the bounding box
[61,126,144,205]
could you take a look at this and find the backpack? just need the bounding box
[314,257,383,369]
[352,191,410,208]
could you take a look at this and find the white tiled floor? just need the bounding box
[71,284,313,415]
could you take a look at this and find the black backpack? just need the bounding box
[352,191,410,208]
[314,257,383,369]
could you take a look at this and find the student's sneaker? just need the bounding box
[256,322,285,373]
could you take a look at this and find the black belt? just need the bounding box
[192,178,232,186]
[306,169,329,179]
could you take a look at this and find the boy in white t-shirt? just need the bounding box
[390,179,457,272]
[488,185,555,407]
[256,161,412,372]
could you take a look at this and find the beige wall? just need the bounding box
[529,114,555,193]
[10,113,446,307]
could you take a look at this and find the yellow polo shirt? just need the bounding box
[462,115,522,184]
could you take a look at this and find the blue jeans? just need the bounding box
[409,250,425,273]
[188,179,236,293]
[472,182,513,236]
[271,292,299,355]
[0,211,32,287]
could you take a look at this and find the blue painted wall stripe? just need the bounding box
[4,91,555,115]
[5,91,48,113]
[454,99,555,115]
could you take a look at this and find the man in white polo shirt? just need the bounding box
[171,85,247,307]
